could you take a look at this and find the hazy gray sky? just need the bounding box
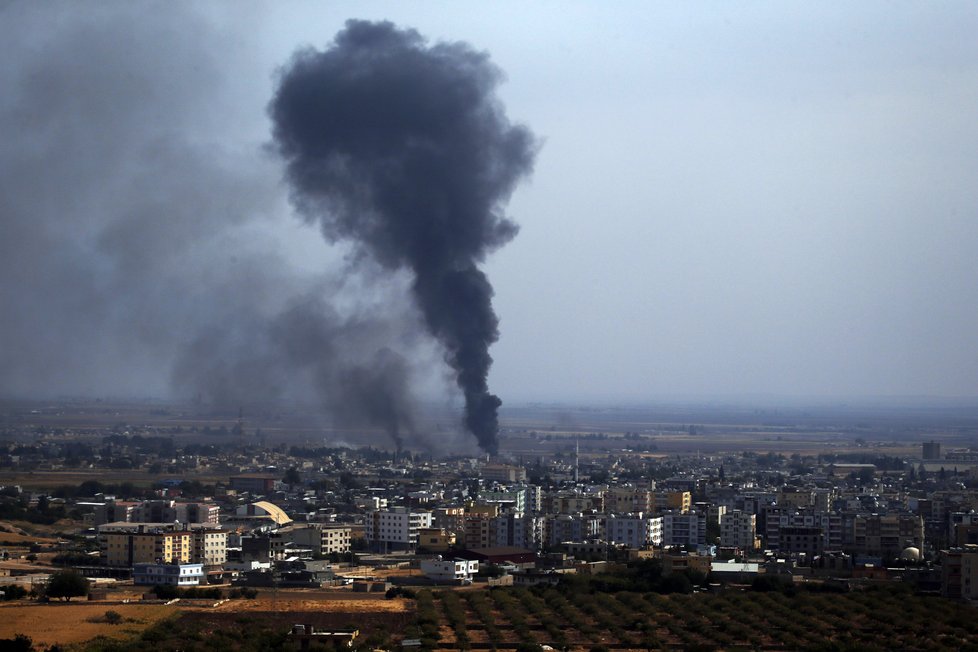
[2,1,977,407]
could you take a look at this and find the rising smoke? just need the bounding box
[0,7,533,454]
[270,20,537,454]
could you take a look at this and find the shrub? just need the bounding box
[1,585,27,601]
[0,634,34,652]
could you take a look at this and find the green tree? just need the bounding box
[46,569,89,602]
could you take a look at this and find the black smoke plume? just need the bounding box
[270,20,537,454]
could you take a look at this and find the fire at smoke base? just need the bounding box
[270,20,537,454]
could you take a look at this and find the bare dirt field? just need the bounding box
[0,602,174,648]
[213,594,410,613]
[0,592,412,648]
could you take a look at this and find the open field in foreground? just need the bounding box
[412,585,978,651]
[0,592,412,650]
[0,602,174,648]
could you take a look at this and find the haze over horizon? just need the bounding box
[2,2,976,422]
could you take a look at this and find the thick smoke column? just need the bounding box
[270,20,536,454]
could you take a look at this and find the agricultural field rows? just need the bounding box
[409,585,978,651]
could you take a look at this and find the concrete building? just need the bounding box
[923,441,943,461]
[661,550,712,576]
[417,528,456,552]
[547,513,602,547]
[482,464,527,483]
[419,558,479,582]
[941,545,978,599]
[720,510,757,550]
[229,474,277,494]
[605,487,653,514]
[605,514,663,548]
[132,500,219,525]
[479,488,526,514]
[491,513,545,550]
[276,523,352,556]
[654,491,691,515]
[779,525,824,557]
[850,513,924,559]
[98,522,227,568]
[364,507,432,551]
[133,562,203,586]
[432,506,466,537]
[662,511,706,547]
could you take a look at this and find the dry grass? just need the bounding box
[0,602,174,648]
[0,593,410,648]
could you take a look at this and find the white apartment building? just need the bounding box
[194,528,228,566]
[365,507,432,550]
[605,514,663,548]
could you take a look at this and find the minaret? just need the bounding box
[574,438,579,484]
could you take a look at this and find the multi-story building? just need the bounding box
[275,523,352,556]
[464,516,492,549]
[92,501,139,526]
[605,514,663,548]
[662,511,706,547]
[524,485,543,514]
[482,464,527,483]
[364,507,432,551]
[778,488,815,509]
[556,494,605,514]
[941,545,978,599]
[720,510,757,550]
[417,527,456,552]
[229,474,278,494]
[479,488,526,514]
[605,487,653,514]
[491,513,546,550]
[654,491,691,515]
[661,550,712,576]
[132,500,220,524]
[98,522,227,568]
[432,506,466,538]
[779,526,824,557]
[193,528,228,567]
[850,513,924,559]
[923,441,942,461]
[547,513,603,547]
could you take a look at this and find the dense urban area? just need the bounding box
[2,399,978,651]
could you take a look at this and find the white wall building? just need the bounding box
[365,507,432,550]
[133,562,203,586]
[419,558,479,582]
[605,514,663,548]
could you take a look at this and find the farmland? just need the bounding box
[0,602,173,649]
[410,584,978,651]
[46,583,978,651]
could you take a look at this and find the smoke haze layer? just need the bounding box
[0,6,491,452]
[270,20,537,454]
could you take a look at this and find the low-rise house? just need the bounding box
[133,562,203,586]
[419,558,479,582]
